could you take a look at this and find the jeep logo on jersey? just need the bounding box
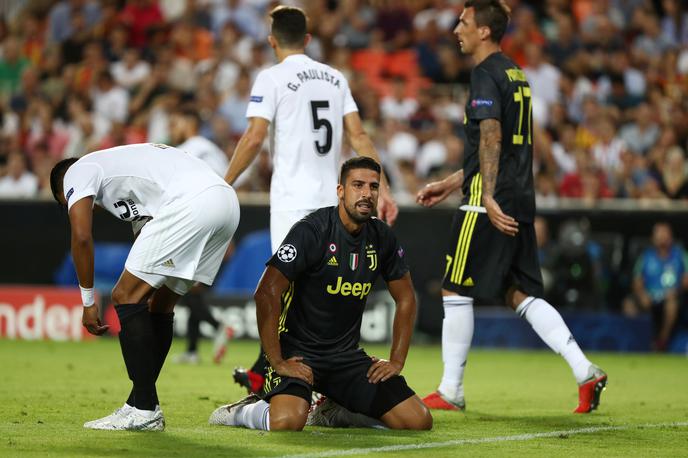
[277,244,297,262]
[326,276,372,298]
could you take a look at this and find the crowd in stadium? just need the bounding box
[0,0,687,204]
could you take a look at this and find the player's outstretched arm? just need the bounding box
[367,273,416,384]
[416,169,464,207]
[343,112,398,225]
[224,117,269,186]
[254,266,313,384]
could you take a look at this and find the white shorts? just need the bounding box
[125,185,240,295]
[270,208,317,254]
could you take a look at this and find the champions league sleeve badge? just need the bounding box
[277,244,297,262]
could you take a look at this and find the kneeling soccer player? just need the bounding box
[209,157,432,431]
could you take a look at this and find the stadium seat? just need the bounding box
[213,229,272,296]
[53,242,132,292]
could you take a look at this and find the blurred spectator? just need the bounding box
[47,0,101,44]
[211,0,266,40]
[618,103,660,156]
[169,108,229,178]
[523,42,560,125]
[110,47,151,90]
[659,146,688,199]
[623,222,688,351]
[591,116,626,174]
[91,70,129,125]
[380,77,418,121]
[119,0,164,49]
[0,152,38,198]
[217,69,251,137]
[559,150,614,203]
[545,13,581,68]
[0,36,30,103]
[660,0,688,46]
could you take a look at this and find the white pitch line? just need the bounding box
[273,422,688,458]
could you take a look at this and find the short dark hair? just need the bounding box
[269,6,307,48]
[339,157,381,185]
[465,0,510,43]
[50,157,78,204]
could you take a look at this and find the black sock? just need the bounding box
[250,347,269,377]
[150,312,174,406]
[116,303,157,411]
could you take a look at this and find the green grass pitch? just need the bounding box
[1,338,687,457]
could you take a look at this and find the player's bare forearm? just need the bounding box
[344,112,391,189]
[387,273,417,368]
[224,117,268,185]
[254,266,289,366]
[224,134,262,185]
[416,169,464,207]
[69,198,95,288]
[478,118,502,199]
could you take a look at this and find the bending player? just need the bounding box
[50,143,240,430]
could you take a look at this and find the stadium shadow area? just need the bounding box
[51,434,248,457]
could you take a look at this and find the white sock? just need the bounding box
[516,297,591,383]
[438,295,474,401]
[238,400,270,431]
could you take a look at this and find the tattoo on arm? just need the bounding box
[479,118,502,199]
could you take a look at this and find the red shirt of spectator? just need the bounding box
[119,0,163,49]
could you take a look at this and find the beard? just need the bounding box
[344,199,375,224]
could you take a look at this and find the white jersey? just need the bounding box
[63,143,229,224]
[177,135,229,177]
[246,54,358,211]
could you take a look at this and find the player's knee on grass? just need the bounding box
[381,396,433,430]
[268,394,310,431]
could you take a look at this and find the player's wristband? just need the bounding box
[80,286,95,307]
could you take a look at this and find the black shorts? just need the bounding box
[262,346,415,419]
[442,210,544,301]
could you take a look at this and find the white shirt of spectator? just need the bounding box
[177,135,229,178]
[246,53,358,211]
[63,143,228,228]
[111,60,151,90]
[0,172,38,198]
[91,85,129,124]
[380,96,419,121]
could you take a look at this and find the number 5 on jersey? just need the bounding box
[310,100,332,155]
[513,86,532,146]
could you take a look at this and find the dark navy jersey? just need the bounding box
[267,206,408,355]
[462,52,536,223]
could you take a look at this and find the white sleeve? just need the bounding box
[63,163,102,211]
[342,76,358,116]
[245,70,277,122]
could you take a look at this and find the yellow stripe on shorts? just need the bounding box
[451,174,482,285]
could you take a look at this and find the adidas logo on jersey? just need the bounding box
[327,256,338,266]
[462,277,474,287]
[161,259,175,268]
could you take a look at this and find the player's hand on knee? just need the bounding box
[275,356,313,385]
[81,305,110,336]
[367,357,403,384]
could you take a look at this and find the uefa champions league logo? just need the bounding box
[277,244,297,262]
